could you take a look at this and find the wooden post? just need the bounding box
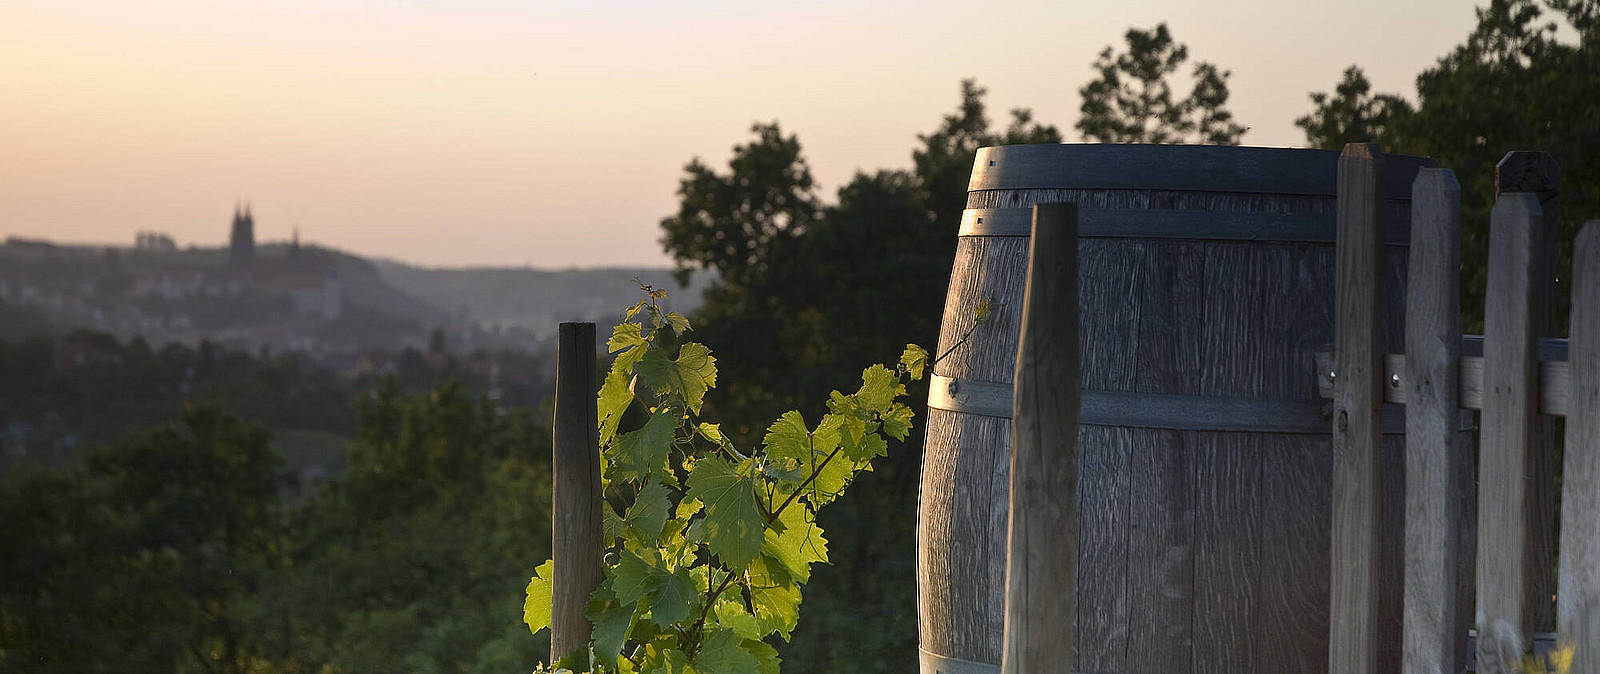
[1477,193,1544,674]
[1403,168,1471,674]
[1330,143,1386,674]
[1558,221,1600,672]
[1495,151,1561,635]
[1000,203,1080,674]
[552,322,603,662]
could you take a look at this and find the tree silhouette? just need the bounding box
[1077,23,1247,144]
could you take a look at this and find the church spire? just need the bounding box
[230,200,255,267]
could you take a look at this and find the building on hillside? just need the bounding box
[230,203,255,267]
[135,231,177,252]
[257,265,342,320]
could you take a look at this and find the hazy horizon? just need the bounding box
[3,0,1480,268]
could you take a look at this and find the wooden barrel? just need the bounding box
[916,144,1437,674]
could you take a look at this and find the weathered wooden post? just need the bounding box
[1477,193,1544,673]
[1558,220,1600,672]
[1000,203,1079,674]
[1330,142,1387,674]
[1402,168,1472,674]
[1495,151,1561,636]
[552,322,603,662]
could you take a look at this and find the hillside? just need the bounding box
[1,237,712,351]
[372,261,713,337]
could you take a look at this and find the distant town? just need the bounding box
[0,206,710,381]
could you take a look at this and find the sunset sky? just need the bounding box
[2,0,1480,268]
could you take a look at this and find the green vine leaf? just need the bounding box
[623,479,672,545]
[647,569,698,628]
[587,587,641,665]
[880,403,915,442]
[639,343,718,415]
[854,364,903,412]
[598,368,634,447]
[602,501,624,546]
[900,344,928,380]
[686,456,764,570]
[640,643,688,674]
[761,506,829,584]
[710,599,763,640]
[609,323,650,374]
[664,312,692,335]
[612,548,661,606]
[745,639,781,674]
[524,559,555,635]
[609,409,677,481]
[689,629,759,674]
[746,557,801,641]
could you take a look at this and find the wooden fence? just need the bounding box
[1318,144,1600,674]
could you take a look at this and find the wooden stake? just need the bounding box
[1330,143,1386,674]
[1477,193,1544,674]
[1402,168,1471,674]
[1558,221,1600,672]
[1001,203,1080,674]
[552,322,603,662]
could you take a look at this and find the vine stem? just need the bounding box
[771,445,843,522]
[688,568,739,652]
[931,302,991,368]
[686,442,845,651]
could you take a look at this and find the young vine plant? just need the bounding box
[523,285,929,674]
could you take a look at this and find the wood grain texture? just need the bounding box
[934,236,1031,385]
[1259,435,1337,673]
[1402,169,1470,674]
[1476,193,1544,674]
[551,322,603,660]
[1123,241,1204,674]
[919,408,1013,665]
[1494,151,1561,636]
[1558,221,1600,673]
[1330,143,1387,674]
[1192,431,1262,674]
[1002,203,1080,674]
[1073,425,1132,673]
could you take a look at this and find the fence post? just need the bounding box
[1000,203,1080,674]
[552,322,603,662]
[1495,151,1561,634]
[1403,168,1471,674]
[1477,193,1544,674]
[1558,221,1600,671]
[1330,143,1386,674]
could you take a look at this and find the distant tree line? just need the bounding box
[0,383,554,673]
[1295,0,1598,331]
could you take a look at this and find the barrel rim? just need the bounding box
[969,143,1437,197]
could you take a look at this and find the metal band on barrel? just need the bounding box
[958,207,1410,245]
[926,374,1418,434]
[918,648,1000,674]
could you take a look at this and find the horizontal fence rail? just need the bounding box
[1313,347,1573,417]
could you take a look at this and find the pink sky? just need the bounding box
[1,0,1479,267]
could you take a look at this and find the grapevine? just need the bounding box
[523,284,928,674]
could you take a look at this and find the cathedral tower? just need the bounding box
[230,203,255,266]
